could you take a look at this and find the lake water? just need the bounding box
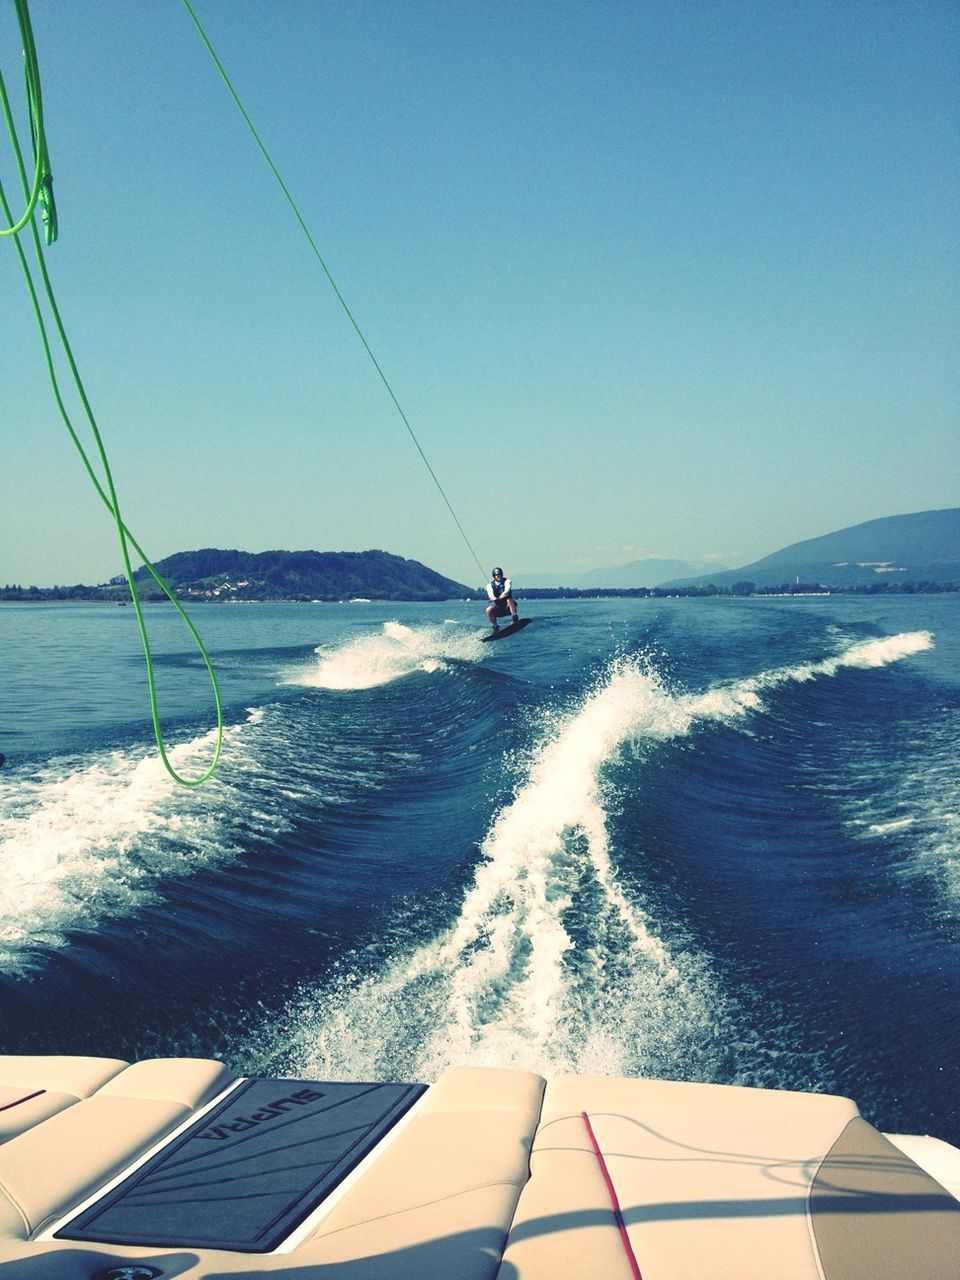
[1,593,957,1143]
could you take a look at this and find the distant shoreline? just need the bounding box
[2,581,957,604]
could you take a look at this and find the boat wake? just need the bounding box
[0,711,273,974]
[269,629,934,1084]
[291,620,486,690]
[839,677,960,914]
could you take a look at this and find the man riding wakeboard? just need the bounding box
[485,567,520,631]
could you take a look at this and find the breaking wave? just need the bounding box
[290,621,486,690]
[0,712,273,973]
[269,631,932,1083]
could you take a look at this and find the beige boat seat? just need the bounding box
[0,1062,546,1279]
[0,1059,956,1279]
[0,1058,233,1242]
[0,1056,130,1145]
[499,1074,960,1280]
[0,1055,128,1103]
[94,1057,234,1109]
[0,1087,76,1144]
[297,1065,546,1280]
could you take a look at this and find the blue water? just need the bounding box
[1,595,958,1143]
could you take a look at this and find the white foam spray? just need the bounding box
[275,630,934,1083]
[274,657,731,1083]
[837,662,959,912]
[291,621,485,691]
[681,630,933,721]
[0,712,269,973]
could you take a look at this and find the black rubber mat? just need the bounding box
[57,1077,426,1251]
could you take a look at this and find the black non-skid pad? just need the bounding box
[57,1077,426,1252]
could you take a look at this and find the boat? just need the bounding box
[1,1053,958,1278]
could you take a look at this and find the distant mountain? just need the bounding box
[520,558,729,590]
[659,509,960,591]
[131,549,470,601]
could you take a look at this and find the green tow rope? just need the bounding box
[182,0,488,584]
[1,0,222,786]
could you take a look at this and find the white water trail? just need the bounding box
[0,712,268,973]
[291,621,485,690]
[281,658,724,1082]
[681,630,934,721]
[281,629,934,1082]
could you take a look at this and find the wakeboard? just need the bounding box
[481,617,532,643]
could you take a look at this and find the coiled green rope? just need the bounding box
[0,0,50,240]
[1,0,222,786]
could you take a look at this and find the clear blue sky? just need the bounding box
[2,0,957,588]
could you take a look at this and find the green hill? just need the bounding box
[131,548,470,602]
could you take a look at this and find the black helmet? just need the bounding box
[492,567,503,575]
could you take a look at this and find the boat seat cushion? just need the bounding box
[0,1056,127,1099]
[0,1088,78,1144]
[302,1067,545,1280]
[810,1117,960,1280]
[0,1069,545,1279]
[94,1056,234,1109]
[0,1095,190,1239]
[420,1065,545,1118]
[501,1074,860,1280]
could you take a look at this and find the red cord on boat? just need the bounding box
[0,1089,45,1113]
[581,1110,644,1280]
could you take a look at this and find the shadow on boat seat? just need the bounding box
[0,1248,201,1279]
[498,1074,960,1279]
[0,1058,958,1278]
[0,1056,234,1277]
[0,1062,542,1279]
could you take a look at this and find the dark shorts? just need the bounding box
[490,598,513,617]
